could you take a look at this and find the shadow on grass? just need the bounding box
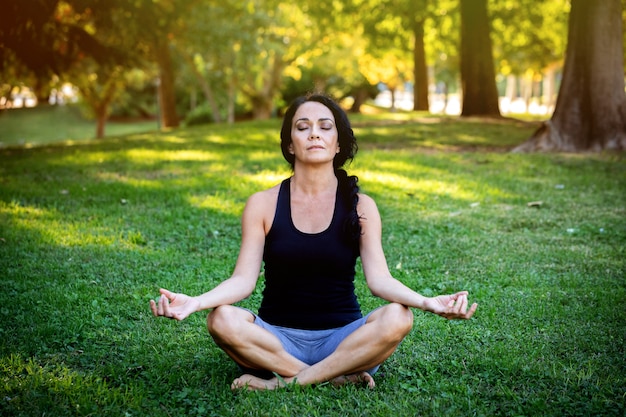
[1,117,624,415]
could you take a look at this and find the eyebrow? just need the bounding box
[295,117,334,123]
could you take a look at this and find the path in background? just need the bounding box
[374,91,553,116]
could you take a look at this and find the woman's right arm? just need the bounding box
[150,190,272,320]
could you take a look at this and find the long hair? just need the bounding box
[280,93,358,170]
[280,93,362,244]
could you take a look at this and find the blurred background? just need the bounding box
[0,0,617,141]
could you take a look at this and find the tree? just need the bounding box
[0,0,127,88]
[514,0,626,151]
[459,0,500,116]
[127,0,202,129]
[490,0,569,113]
[75,62,126,138]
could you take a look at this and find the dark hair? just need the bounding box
[280,93,362,244]
[280,93,358,170]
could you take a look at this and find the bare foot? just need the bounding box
[331,371,375,389]
[232,371,375,391]
[231,374,280,391]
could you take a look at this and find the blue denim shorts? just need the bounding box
[243,309,380,377]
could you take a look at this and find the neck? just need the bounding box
[291,165,337,196]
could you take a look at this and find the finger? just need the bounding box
[150,299,158,316]
[160,295,172,317]
[451,294,466,314]
[457,295,468,314]
[465,302,478,319]
[160,288,174,301]
[157,295,167,316]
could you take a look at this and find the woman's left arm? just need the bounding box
[358,194,477,320]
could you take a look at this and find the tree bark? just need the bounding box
[412,18,429,111]
[542,64,558,113]
[460,0,501,117]
[96,109,106,139]
[514,0,626,152]
[248,53,284,120]
[154,39,180,128]
[349,87,369,113]
[181,51,222,123]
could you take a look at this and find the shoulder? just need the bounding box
[357,193,379,214]
[357,193,382,228]
[242,182,283,234]
[246,183,281,207]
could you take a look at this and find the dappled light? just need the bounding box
[187,194,243,217]
[125,149,220,163]
[1,113,624,416]
[359,169,479,202]
[2,0,624,412]
[246,170,292,189]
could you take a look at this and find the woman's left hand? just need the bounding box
[424,291,478,320]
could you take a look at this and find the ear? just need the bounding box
[288,143,294,154]
[336,146,340,154]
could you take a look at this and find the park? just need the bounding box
[1,1,625,416]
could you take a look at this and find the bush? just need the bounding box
[184,103,216,126]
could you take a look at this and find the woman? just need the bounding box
[150,93,477,390]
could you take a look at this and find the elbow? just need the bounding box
[237,277,257,299]
[368,282,386,299]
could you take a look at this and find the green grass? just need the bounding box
[0,113,624,416]
[0,105,157,146]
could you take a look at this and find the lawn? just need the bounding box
[0,105,157,147]
[0,112,624,416]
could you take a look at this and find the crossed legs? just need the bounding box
[206,303,414,390]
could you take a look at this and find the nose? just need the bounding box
[309,127,320,139]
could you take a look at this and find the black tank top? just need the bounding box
[258,178,362,330]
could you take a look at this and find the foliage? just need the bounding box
[0,113,624,416]
[0,0,127,80]
[490,0,570,75]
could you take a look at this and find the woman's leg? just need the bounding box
[233,303,414,390]
[207,305,308,377]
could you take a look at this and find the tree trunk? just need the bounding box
[227,80,236,124]
[96,110,106,139]
[154,39,179,128]
[251,94,273,119]
[460,0,500,117]
[521,73,532,112]
[505,75,516,104]
[542,65,558,113]
[514,0,626,152]
[412,18,429,111]
[349,87,369,113]
[247,53,284,120]
[181,51,221,123]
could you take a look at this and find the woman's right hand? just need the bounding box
[149,288,198,321]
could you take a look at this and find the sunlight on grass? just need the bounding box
[1,200,49,219]
[455,133,493,145]
[1,354,143,414]
[125,149,220,163]
[359,169,480,202]
[187,194,243,216]
[1,112,624,416]
[247,150,281,164]
[247,170,291,188]
[13,216,117,247]
[2,201,126,248]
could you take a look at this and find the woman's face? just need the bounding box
[288,101,340,166]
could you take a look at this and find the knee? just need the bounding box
[381,303,414,339]
[206,305,242,338]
